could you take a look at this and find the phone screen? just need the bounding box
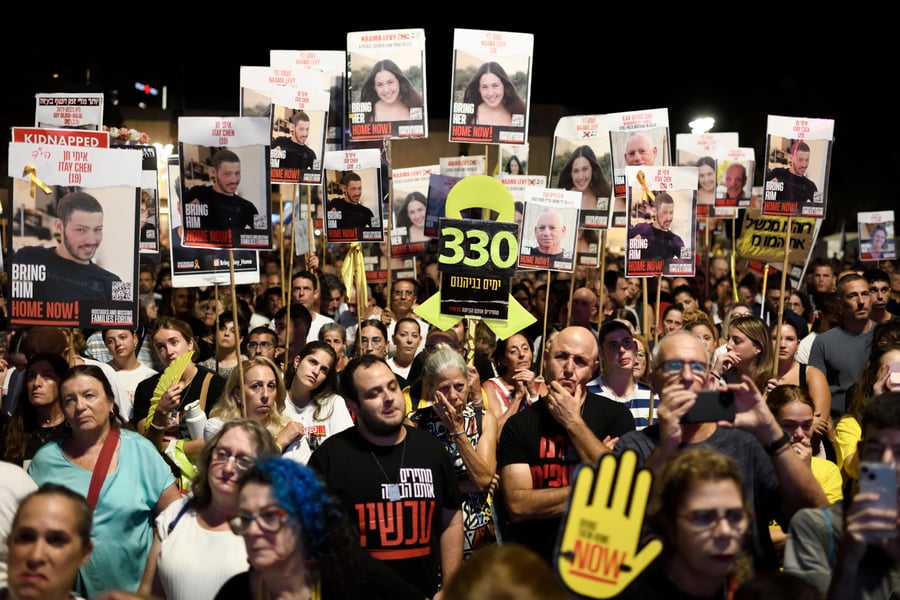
[681,391,735,424]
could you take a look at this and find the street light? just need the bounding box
[689,117,715,134]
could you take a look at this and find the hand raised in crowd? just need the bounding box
[721,374,776,437]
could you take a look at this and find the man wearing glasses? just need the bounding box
[245,326,278,361]
[497,326,636,565]
[587,320,655,430]
[613,329,828,573]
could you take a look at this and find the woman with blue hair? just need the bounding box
[215,455,422,600]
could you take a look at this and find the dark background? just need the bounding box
[2,19,890,242]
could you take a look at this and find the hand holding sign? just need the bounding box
[556,450,661,598]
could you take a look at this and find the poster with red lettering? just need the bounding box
[177,116,273,250]
[608,109,671,229]
[624,165,697,278]
[323,149,384,243]
[761,115,834,218]
[550,115,613,230]
[7,141,141,329]
[270,50,347,152]
[675,131,738,219]
[269,70,328,185]
[715,147,755,211]
[347,28,428,141]
[448,28,533,145]
[165,156,260,288]
[391,164,440,258]
[517,186,580,273]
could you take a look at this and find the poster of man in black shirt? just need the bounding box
[325,170,381,242]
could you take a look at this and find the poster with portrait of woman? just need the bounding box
[550,115,613,230]
[675,132,738,219]
[608,109,671,228]
[499,143,529,175]
[858,211,896,262]
[448,28,533,145]
[624,165,697,278]
[347,29,427,141]
[391,164,439,258]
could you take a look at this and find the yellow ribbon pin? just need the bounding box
[635,170,656,203]
[23,164,52,199]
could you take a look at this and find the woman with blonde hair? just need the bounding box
[206,356,305,455]
[712,314,775,393]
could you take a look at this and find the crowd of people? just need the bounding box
[1,242,900,599]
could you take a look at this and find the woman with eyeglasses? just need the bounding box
[28,365,181,598]
[632,334,652,386]
[616,446,753,599]
[216,455,423,600]
[139,420,279,600]
[355,318,389,360]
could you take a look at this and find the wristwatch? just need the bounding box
[763,431,791,456]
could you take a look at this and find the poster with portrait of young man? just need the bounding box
[270,50,347,152]
[762,115,834,218]
[322,148,383,243]
[178,116,272,250]
[7,141,141,329]
[624,165,697,278]
[269,69,328,186]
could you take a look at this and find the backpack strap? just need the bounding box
[198,372,213,413]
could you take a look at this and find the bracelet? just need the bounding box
[147,420,166,431]
[763,431,791,456]
[449,431,466,438]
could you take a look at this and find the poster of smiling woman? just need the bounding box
[858,210,896,262]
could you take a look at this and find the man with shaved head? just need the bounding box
[497,326,635,564]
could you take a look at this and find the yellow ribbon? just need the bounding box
[23,164,52,199]
[635,170,655,203]
[341,242,369,310]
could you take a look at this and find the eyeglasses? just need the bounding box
[392,289,415,297]
[677,508,748,531]
[246,341,274,349]
[635,352,647,360]
[360,337,384,346]
[211,448,255,472]
[660,360,708,375]
[229,507,290,535]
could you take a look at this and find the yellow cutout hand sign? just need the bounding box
[556,450,662,598]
